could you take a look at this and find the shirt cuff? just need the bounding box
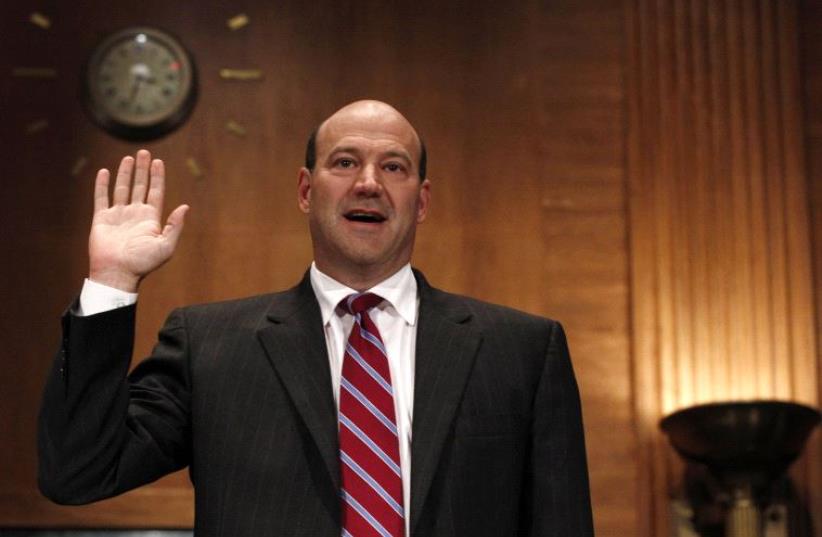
[79,278,138,316]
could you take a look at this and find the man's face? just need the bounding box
[297,102,430,284]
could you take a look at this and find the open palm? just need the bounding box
[88,150,188,292]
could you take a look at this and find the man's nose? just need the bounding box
[353,164,383,195]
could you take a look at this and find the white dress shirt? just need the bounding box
[79,277,139,316]
[309,262,417,533]
[78,263,418,533]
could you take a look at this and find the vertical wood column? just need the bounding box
[625,0,819,534]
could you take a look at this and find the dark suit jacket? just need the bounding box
[39,270,594,536]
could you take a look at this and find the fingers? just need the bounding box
[93,168,110,214]
[112,155,135,205]
[162,204,189,250]
[130,149,152,203]
[146,158,165,213]
[101,151,176,219]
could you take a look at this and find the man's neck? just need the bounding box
[312,260,409,292]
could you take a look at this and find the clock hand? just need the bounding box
[128,76,144,103]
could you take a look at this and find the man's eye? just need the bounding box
[336,158,355,168]
[384,163,405,173]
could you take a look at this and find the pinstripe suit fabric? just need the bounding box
[39,270,594,536]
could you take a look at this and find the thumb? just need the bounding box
[162,204,189,250]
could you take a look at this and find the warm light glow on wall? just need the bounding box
[626,0,820,534]
[628,0,818,417]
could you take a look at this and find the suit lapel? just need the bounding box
[410,271,483,535]
[253,269,483,533]
[256,272,340,491]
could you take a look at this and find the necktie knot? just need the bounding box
[340,292,384,316]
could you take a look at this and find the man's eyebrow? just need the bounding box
[326,146,413,164]
[327,146,362,157]
[381,150,412,163]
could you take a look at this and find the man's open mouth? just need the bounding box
[344,211,387,223]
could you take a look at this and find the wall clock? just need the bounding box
[82,26,197,141]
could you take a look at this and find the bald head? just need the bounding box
[305,100,427,180]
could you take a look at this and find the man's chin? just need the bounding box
[331,245,406,273]
[341,250,390,268]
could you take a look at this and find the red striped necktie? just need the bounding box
[338,293,404,537]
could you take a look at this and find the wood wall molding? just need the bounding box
[626,0,820,534]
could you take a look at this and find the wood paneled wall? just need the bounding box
[799,0,822,533]
[0,0,634,534]
[0,0,819,535]
[627,0,820,534]
[628,0,817,410]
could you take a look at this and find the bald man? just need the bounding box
[39,101,594,536]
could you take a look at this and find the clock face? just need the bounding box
[83,27,197,140]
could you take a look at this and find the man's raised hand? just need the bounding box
[88,149,189,292]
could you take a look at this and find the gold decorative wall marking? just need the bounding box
[225,120,246,137]
[219,69,263,81]
[186,157,203,178]
[71,157,88,177]
[11,67,56,78]
[227,14,249,31]
[25,120,48,134]
[29,12,51,29]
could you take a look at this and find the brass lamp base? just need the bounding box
[661,401,820,537]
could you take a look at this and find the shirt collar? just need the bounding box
[309,262,418,326]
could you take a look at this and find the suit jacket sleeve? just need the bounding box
[38,302,192,504]
[524,320,595,536]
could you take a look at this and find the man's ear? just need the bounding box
[417,178,431,223]
[297,167,311,213]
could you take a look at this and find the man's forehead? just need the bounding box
[315,102,421,157]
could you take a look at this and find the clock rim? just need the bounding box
[81,25,198,141]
